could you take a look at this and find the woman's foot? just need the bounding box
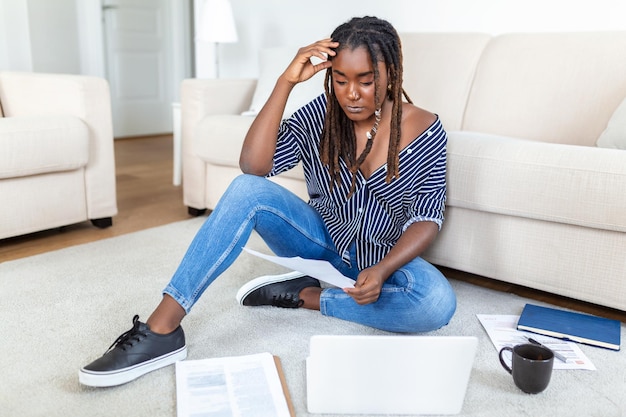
[79,315,187,387]
[236,271,321,309]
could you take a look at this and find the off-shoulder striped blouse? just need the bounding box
[268,94,447,270]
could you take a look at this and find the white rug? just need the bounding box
[1,218,624,417]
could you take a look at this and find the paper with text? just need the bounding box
[176,352,291,417]
[477,314,596,370]
[243,247,356,288]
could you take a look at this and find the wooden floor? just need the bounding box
[1,134,624,323]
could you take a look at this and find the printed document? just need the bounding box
[243,247,356,288]
[477,314,596,370]
[175,352,292,417]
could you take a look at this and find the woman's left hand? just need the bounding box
[343,268,385,305]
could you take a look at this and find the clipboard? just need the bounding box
[273,356,296,417]
[176,352,294,417]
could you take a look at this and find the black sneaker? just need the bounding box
[236,271,321,308]
[79,315,187,387]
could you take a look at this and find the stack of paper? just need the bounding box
[477,314,596,370]
[175,352,294,417]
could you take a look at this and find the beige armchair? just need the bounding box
[0,71,118,239]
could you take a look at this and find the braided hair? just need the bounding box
[320,16,412,195]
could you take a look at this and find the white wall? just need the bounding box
[0,0,33,71]
[75,0,106,77]
[0,0,81,73]
[200,0,626,79]
[3,0,626,79]
[28,0,81,73]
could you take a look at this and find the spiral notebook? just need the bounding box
[517,304,621,351]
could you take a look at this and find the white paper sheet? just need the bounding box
[175,352,291,417]
[243,247,356,288]
[477,314,596,370]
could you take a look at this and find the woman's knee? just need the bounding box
[226,174,268,196]
[396,262,457,332]
[397,289,456,333]
[420,285,457,331]
[218,174,282,209]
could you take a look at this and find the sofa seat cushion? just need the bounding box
[0,115,89,179]
[194,115,305,181]
[446,131,626,232]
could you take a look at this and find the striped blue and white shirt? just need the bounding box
[268,94,447,270]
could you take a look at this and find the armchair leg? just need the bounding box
[91,217,113,228]
[187,207,207,217]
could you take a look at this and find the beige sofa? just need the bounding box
[180,32,626,311]
[0,72,118,240]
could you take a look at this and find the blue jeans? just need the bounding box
[164,174,456,333]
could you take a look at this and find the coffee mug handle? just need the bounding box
[499,346,514,374]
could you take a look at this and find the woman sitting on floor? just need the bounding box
[79,15,457,387]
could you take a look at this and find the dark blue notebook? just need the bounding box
[517,303,621,351]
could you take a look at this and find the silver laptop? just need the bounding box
[306,335,477,415]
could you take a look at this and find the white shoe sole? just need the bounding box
[236,271,306,305]
[78,345,187,387]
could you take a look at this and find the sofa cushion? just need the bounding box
[463,32,626,147]
[597,96,626,149]
[0,115,89,179]
[244,46,325,118]
[446,131,626,232]
[194,114,304,180]
[400,33,491,131]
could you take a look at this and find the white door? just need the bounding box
[103,0,174,137]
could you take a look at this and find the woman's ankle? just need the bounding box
[146,319,179,335]
[146,295,186,334]
[299,286,322,310]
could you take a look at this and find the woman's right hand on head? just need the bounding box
[281,38,339,85]
[241,40,338,175]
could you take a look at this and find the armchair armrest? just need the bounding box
[0,71,117,219]
[180,78,256,153]
[180,78,257,210]
[181,78,257,117]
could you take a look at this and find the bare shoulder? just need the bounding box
[400,102,437,143]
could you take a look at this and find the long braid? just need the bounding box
[320,16,412,195]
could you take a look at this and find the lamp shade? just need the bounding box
[197,0,238,43]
